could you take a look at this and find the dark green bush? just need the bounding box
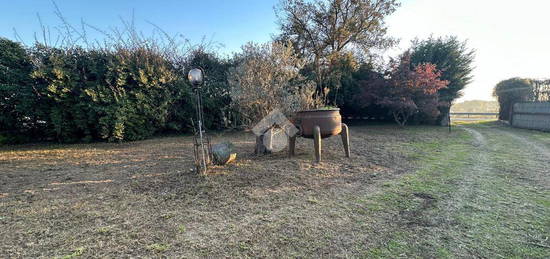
[409,36,475,125]
[0,38,41,142]
[0,36,234,144]
[183,50,232,130]
[30,45,186,142]
[493,78,533,121]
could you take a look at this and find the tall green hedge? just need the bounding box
[0,38,41,143]
[0,38,231,144]
[29,46,183,142]
[493,78,533,121]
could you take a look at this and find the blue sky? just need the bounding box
[0,0,279,56]
[1,0,548,101]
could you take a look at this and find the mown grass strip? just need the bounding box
[362,126,549,258]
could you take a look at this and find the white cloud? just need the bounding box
[386,0,550,101]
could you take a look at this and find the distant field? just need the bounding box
[451,100,499,113]
[451,99,499,123]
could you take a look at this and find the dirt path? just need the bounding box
[367,123,550,257]
[339,123,549,257]
[434,125,550,257]
[437,126,492,256]
[461,126,488,146]
[461,124,549,187]
[495,128,550,160]
[468,124,550,187]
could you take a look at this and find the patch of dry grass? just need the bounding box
[0,124,487,257]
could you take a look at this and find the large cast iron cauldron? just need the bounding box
[289,108,350,162]
[293,108,342,139]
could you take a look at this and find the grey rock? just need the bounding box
[212,142,237,165]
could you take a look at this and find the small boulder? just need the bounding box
[212,142,237,165]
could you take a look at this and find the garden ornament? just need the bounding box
[188,68,213,174]
[288,108,350,162]
[212,142,237,165]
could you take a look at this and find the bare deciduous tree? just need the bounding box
[276,0,399,101]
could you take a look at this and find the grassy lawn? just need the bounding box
[1,123,548,258]
[362,122,549,258]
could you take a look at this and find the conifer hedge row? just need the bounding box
[0,38,229,143]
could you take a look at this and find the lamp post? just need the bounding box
[188,68,211,174]
[188,68,203,88]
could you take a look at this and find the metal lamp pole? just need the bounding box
[188,68,211,174]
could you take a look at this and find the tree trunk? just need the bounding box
[439,113,450,126]
[438,104,451,126]
[393,111,408,127]
[313,54,326,103]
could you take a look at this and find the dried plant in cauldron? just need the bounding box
[228,41,322,154]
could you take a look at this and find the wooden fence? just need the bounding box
[450,112,498,122]
[511,102,550,131]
